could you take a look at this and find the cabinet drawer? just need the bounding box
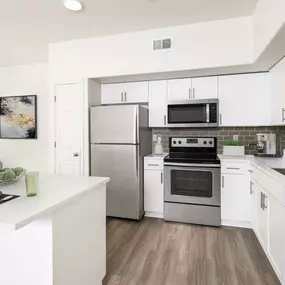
[221,162,249,175]
[144,159,164,170]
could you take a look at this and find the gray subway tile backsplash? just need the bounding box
[153,126,285,155]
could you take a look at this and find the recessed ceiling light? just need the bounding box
[63,0,83,11]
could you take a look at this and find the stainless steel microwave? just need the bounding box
[167,99,219,128]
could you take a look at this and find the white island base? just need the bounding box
[0,175,109,285]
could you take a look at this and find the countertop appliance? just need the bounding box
[164,137,221,226]
[167,99,219,128]
[255,133,277,157]
[90,105,152,220]
[154,135,163,155]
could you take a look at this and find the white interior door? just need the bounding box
[54,83,82,175]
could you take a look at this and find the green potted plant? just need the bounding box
[223,140,245,156]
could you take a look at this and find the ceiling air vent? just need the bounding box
[153,38,172,50]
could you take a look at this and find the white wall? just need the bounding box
[49,17,253,82]
[253,0,285,60]
[0,63,49,172]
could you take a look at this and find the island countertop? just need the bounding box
[0,174,110,230]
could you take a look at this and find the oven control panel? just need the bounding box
[171,137,215,148]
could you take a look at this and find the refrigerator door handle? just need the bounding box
[135,145,139,178]
[133,106,138,144]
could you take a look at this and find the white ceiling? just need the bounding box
[0,0,259,67]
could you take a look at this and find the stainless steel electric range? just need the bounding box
[164,137,221,227]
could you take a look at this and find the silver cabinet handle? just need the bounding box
[261,192,264,209]
[250,181,254,194]
[226,167,240,170]
[161,172,163,184]
[164,115,166,125]
[73,152,79,157]
[220,114,222,125]
[121,92,123,102]
[125,92,127,102]
[282,108,285,122]
[148,164,159,167]
[263,194,268,209]
[189,88,191,99]
[222,175,224,188]
[193,88,195,99]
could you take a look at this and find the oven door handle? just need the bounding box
[164,162,221,168]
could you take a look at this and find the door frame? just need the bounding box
[50,78,89,176]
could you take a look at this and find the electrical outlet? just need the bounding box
[233,135,239,141]
[153,134,158,142]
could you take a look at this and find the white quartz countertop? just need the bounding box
[145,153,169,159]
[0,174,110,230]
[219,154,285,186]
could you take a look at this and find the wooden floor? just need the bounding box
[104,218,281,285]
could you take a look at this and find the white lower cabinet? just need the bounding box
[144,170,164,217]
[144,156,165,218]
[221,173,250,226]
[267,194,285,278]
[255,182,268,249]
[250,169,285,282]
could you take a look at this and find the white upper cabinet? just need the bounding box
[192,77,218,99]
[219,73,270,126]
[101,81,149,104]
[101,83,125,104]
[125,82,149,103]
[270,57,285,125]
[167,78,191,101]
[167,77,218,101]
[149,81,167,127]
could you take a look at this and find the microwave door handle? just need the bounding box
[206,104,210,123]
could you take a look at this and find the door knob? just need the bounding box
[73,152,79,157]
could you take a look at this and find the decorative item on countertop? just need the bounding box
[223,140,245,156]
[0,167,26,185]
[154,135,164,155]
[25,172,38,197]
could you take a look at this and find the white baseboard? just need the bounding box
[144,211,164,219]
[222,219,252,229]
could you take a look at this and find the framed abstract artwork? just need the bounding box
[0,95,37,139]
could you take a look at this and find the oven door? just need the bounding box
[164,163,221,206]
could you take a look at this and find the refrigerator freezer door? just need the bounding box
[91,105,138,144]
[91,144,142,219]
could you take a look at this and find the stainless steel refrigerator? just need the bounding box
[90,105,152,220]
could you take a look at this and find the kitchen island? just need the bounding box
[0,174,110,285]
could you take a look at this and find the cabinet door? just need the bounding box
[167,78,191,101]
[270,57,285,125]
[149,80,167,127]
[250,179,258,230]
[219,73,270,126]
[144,170,164,214]
[101,83,124,104]
[221,174,250,222]
[255,183,268,249]
[267,193,285,278]
[125,82,149,103]
[192,76,218,99]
